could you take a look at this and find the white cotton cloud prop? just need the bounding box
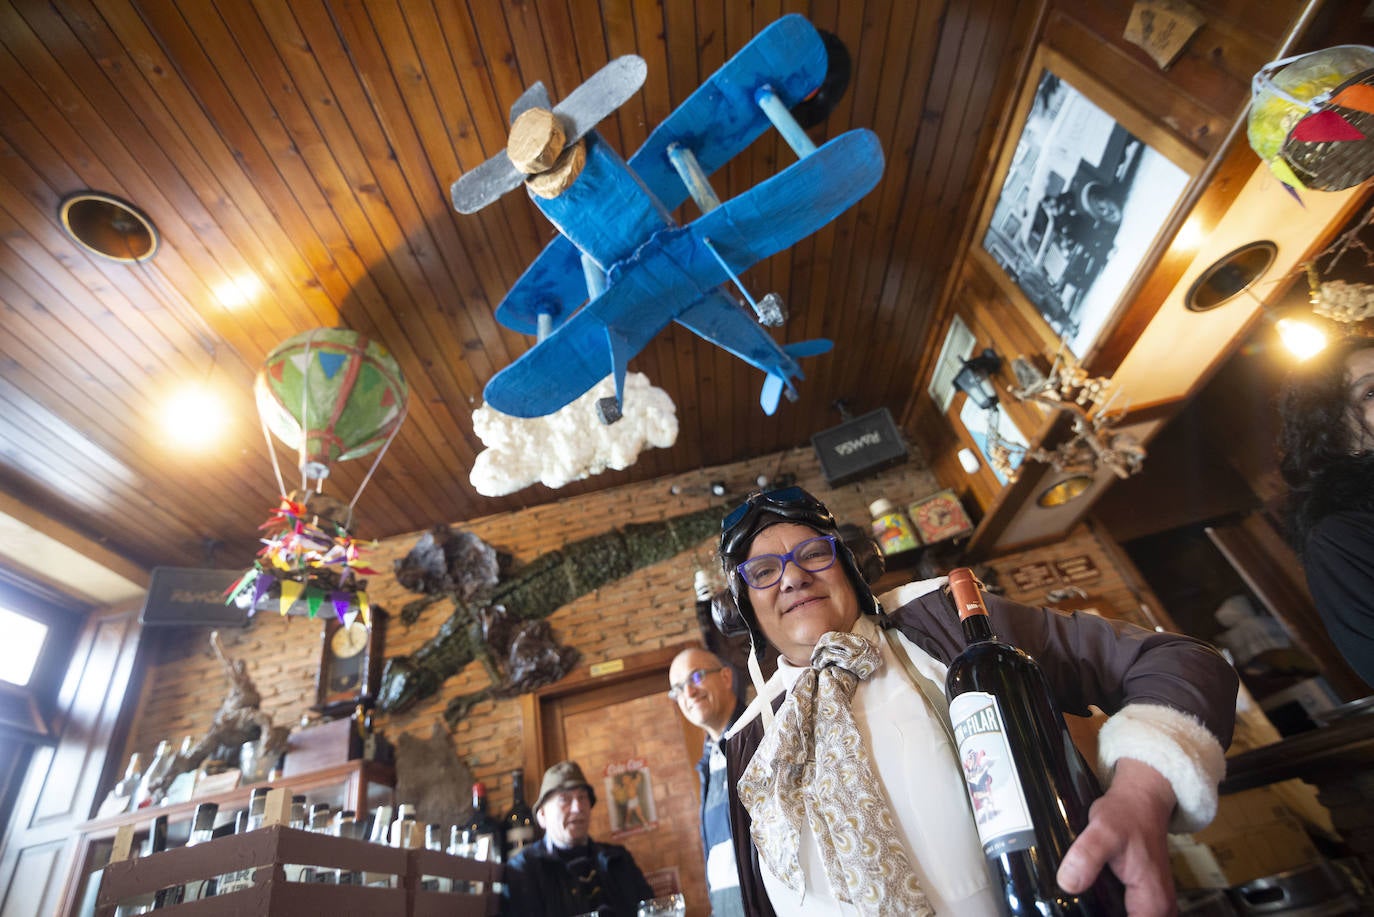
[469,372,679,496]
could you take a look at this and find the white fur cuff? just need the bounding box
[1096,703,1226,833]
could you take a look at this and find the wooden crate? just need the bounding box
[93,825,501,916]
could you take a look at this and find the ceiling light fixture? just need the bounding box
[1184,241,1277,312]
[58,191,159,262]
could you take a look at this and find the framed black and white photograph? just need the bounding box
[979,49,1198,356]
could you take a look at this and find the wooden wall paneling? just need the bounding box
[878,0,1020,414]
[808,0,877,417]
[1053,0,1295,116]
[233,5,490,507]
[325,1,524,385]
[899,0,1050,430]
[833,0,921,418]
[871,0,980,393]
[41,3,333,343]
[0,281,257,553]
[0,604,144,917]
[287,3,501,392]
[242,4,494,497]
[428,3,549,282]
[1042,12,1225,158]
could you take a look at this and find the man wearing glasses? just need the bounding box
[669,648,747,917]
[713,486,1237,916]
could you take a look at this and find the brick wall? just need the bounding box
[122,445,945,813]
[120,445,1169,822]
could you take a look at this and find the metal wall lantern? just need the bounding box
[953,348,1003,410]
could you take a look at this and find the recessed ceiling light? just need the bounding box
[1184,241,1277,312]
[58,191,159,263]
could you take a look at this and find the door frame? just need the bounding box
[519,642,701,791]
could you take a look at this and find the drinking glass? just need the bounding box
[637,894,686,917]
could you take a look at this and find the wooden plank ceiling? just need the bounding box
[0,0,1033,573]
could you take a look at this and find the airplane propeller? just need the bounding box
[451,56,648,214]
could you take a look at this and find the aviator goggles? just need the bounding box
[720,486,836,556]
[735,535,839,590]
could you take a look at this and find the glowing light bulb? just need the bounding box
[162,384,228,450]
[1275,317,1327,361]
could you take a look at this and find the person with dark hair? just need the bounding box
[501,760,654,917]
[713,487,1237,917]
[1278,334,1374,686]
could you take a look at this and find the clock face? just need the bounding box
[330,621,370,659]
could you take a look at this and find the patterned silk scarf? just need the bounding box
[737,631,933,916]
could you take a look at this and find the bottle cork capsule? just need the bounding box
[947,568,987,621]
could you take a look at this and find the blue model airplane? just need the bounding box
[451,14,884,423]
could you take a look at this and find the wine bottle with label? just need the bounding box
[502,768,538,858]
[944,567,1126,917]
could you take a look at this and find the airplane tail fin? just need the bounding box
[760,338,834,414]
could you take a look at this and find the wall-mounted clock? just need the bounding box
[315,610,386,718]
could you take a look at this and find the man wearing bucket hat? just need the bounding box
[713,486,1237,916]
[501,760,655,916]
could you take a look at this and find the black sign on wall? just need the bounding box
[810,408,910,486]
[139,567,251,627]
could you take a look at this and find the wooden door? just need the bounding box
[521,644,709,917]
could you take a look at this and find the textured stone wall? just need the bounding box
[121,445,947,813]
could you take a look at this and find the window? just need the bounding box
[928,314,977,412]
[0,607,49,687]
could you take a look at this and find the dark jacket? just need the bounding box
[1304,511,1374,686]
[720,586,1238,917]
[501,835,654,917]
[1293,457,1374,687]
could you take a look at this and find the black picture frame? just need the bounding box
[976,48,1199,357]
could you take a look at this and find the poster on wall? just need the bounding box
[605,757,657,838]
[978,51,1193,356]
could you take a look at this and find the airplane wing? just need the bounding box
[627,14,828,210]
[493,234,588,335]
[482,282,669,418]
[674,293,831,414]
[687,128,884,274]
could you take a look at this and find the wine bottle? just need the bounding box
[179,803,219,902]
[943,568,1126,917]
[464,781,504,864]
[502,768,538,858]
[132,741,172,809]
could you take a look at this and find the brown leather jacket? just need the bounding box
[720,586,1238,917]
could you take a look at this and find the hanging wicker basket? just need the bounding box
[1249,45,1374,191]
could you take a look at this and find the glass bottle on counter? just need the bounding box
[214,788,271,897]
[144,813,172,910]
[464,781,503,864]
[132,741,173,809]
[178,803,219,902]
[502,768,538,858]
[332,810,361,885]
[114,753,143,798]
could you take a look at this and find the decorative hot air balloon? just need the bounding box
[254,327,409,483]
[229,328,408,623]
